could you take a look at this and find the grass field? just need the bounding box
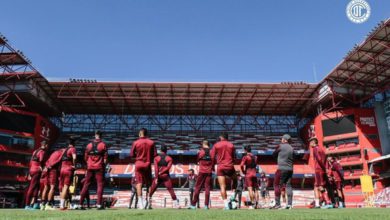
[1,208,390,220]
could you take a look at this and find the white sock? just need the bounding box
[339,201,343,207]
[315,199,320,207]
[60,199,64,208]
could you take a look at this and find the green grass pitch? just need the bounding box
[0,208,389,220]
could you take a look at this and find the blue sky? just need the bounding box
[1,0,389,83]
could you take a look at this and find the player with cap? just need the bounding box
[271,134,294,209]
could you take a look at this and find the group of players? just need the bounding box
[309,137,345,209]
[24,128,345,210]
[24,131,107,210]
[128,129,293,210]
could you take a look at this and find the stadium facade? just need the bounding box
[0,19,389,208]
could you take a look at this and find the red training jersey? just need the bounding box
[153,153,173,177]
[46,149,65,169]
[240,153,257,177]
[61,145,77,171]
[329,160,344,181]
[197,148,214,174]
[29,148,46,173]
[211,140,235,170]
[131,137,157,165]
[84,139,108,170]
[313,146,326,172]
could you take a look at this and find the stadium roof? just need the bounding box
[48,81,316,115]
[1,19,389,117]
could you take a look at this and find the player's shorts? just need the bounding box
[59,169,74,187]
[135,162,152,186]
[40,170,48,187]
[245,176,258,188]
[47,168,59,186]
[261,190,269,198]
[216,167,235,177]
[314,171,327,187]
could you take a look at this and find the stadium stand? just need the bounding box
[53,132,305,152]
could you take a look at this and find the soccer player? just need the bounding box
[271,134,294,209]
[327,157,345,208]
[43,148,67,210]
[79,130,108,210]
[59,137,77,210]
[25,141,48,210]
[211,132,236,210]
[181,169,198,208]
[310,137,333,209]
[240,145,258,209]
[129,177,138,209]
[130,128,157,209]
[148,145,180,209]
[189,139,214,210]
[258,172,269,208]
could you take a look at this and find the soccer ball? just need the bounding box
[229,196,238,210]
[229,200,238,210]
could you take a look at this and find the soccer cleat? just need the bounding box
[96,205,105,210]
[24,206,33,210]
[59,207,68,211]
[248,206,254,210]
[270,205,282,209]
[338,204,345,209]
[32,203,40,209]
[188,205,197,210]
[203,206,209,210]
[321,204,333,209]
[45,205,56,211]
[285,205,292,210]
[40,204,46,211]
